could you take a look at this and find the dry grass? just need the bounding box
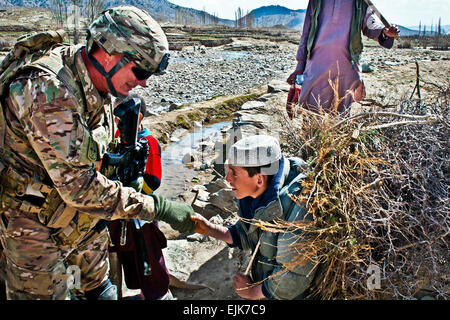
[253,79,449,299]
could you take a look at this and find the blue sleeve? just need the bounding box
[262,280,275,299]
[227,224,242,249]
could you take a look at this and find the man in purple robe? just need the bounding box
[287,0,400,115]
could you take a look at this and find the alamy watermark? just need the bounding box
[163,121,281,175]
[53,264,81,291]
[66,5,82,30]
[366,264,381,290]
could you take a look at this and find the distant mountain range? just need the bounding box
[0,0,305,28]
[245,5,306,29]
[0,0,446,34]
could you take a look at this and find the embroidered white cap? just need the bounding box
[227,135,282,168]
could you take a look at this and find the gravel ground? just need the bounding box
[132,38,449,115]
[132,39,298,114]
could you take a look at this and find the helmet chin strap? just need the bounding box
[85,47,130,99]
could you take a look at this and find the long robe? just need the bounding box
[295,0,394,113]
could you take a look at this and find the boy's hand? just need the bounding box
[233,273,265,300]
[190,214,210,235]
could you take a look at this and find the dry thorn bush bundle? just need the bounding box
[255,83,449,299]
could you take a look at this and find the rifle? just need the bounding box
[101,97,153,276]
[101,97,149,187]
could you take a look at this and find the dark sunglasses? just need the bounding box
[131,53,170,80]
[156,53,170,75]
[131,66,153,81]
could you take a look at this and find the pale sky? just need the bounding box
[168,0,449,27]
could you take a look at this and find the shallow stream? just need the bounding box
[156,122,231,200]
[170,51,250,64]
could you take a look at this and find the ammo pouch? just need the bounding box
[0,166,99,247]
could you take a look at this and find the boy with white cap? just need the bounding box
[192,135,317,300]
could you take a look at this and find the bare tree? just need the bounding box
[246,11,255,28]
[200,6,206,25]
[156,10,165,23]
[175,7,186,25]
[435,17,442,49]
[85,0,104,25]
[69,0,82,44]
[438,17,442,36]
[212,12,218,25]
[422,25,427,49]
[235,7,243,28]
[51,0,66,29]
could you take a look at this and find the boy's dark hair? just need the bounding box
[242,159,281,185]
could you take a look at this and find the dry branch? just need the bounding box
[260,82,449,299]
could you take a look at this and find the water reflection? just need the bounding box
[156,122,231,199]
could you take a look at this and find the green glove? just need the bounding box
[151,194,196,233]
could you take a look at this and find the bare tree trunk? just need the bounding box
[86,0,105,24]
[436,17,441,49]
[235,7,243,28]
[51,0,66,29]
[246,12,255,28]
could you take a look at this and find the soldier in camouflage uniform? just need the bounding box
[0,6,195,300]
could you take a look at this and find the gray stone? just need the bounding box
[257,93,274,102]
[240,101,265,111]
[206,179,231,194]
[267,79,290,93]
[362,63,374,73]
[209,189,237,213]
[192,199,227,219]
[193,121,202,129]
[186,233,208,242]
[196,189,210,202]
[182,151,197,164]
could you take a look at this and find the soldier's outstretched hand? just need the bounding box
[152,194,196,233]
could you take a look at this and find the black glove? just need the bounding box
[151,194,196,233]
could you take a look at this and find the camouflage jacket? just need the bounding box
[1,44,156,225]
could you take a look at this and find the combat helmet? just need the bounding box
[85,6,170,97]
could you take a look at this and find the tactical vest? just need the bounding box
[0,30,113,248]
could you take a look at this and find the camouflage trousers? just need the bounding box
[0,208,110,300]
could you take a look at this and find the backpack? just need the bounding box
[0,29,84,162]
